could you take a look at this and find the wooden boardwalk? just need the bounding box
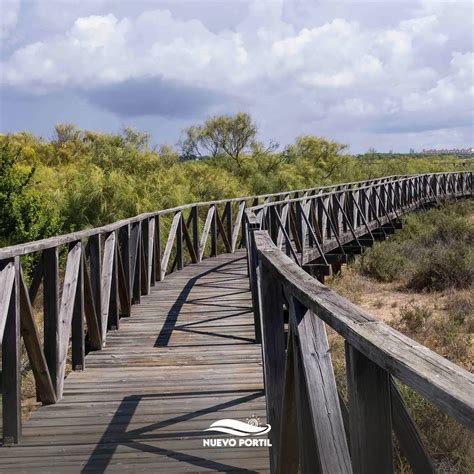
[0,252,270,473]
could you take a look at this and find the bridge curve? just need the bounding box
[0,172,472,473]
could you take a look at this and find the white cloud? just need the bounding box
[0,0,21,40]
[0,0,472,151]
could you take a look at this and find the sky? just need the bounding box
[0,0,473,153]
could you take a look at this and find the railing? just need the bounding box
[0,175,408,445]
[246,172,473,473]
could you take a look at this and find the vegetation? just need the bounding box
[1,113,472,248]
[358,201,474,290]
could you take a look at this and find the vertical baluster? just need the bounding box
[72,242,85,370]
[191,206,199,260]
[210,204,217,257]
[345,343,394,473]
[1,257,21,444]
[258,259,286,470]
[43,247,60,395]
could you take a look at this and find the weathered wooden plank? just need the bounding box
[89,234,103,339]
[129,222,141,303]
[0,260,15,342]
[258,259,285,469]
[57,242,82,397]
[161,212,181,279]
[276,322,299,474]
[345,343,393,474]
[18,266,56,404]
[199,206,215,262]
[101,232,116,343]
[43,247,60,395]
[231,201,246,252]
[72,243,85,371]
[292,303,352,473]
[2,257,21,444]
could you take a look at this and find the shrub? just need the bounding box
[399,303,432,333]
[358,241,409,282]
[407,244,474,291]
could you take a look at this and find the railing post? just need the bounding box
[1,257,21,445]
[246,214,262,343]
[345,343,394,474]
[257,258,286,471]
[43,247,60,396]
[89,234,103,340]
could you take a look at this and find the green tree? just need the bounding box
[180,112,258,167]
[0,142,61,246]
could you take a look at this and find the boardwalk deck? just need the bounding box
[0,252,270,473]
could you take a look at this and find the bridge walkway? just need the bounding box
[0,252,269,473]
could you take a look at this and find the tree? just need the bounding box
[180,113,258,167]
[54,123,82,144]
[286,135,348,180]
[0,142,61,246]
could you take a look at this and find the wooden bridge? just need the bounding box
[0,172,472,473]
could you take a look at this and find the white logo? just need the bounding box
[202,414,272,448]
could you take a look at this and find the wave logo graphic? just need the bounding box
[204,418,271,437]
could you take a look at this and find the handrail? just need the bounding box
[245,171,473,473]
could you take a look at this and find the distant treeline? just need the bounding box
[1,113,473,247]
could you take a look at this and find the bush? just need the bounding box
[408,244,474,291]
[359,201,474,291]
[358,241,409,282]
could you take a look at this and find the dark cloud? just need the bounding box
[86,78,231,119]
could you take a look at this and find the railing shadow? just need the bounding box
[81,389,265,473]
[154,255,252,347]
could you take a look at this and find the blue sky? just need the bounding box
[1,0,473,153]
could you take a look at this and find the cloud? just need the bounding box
[87,78,232,118]
[0,1,472,151]
[1,0,21,40]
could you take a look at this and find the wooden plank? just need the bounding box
[43,247,60,395]
[148,217,155,287]
[2,257,21,444]
[276,321,299,474]
[292,303,352,473]
[72,243,85,371]
[117,242,131,317]
[57,242,82,398]
[18,265,56,404]
[161,212,182,279]
[101,232,116,343]
[292,326,319,474]
[199,206,215,261]
[258,259,286,469]
[0,260,15,342]
[390,379,435,473]
[129,222,141,303]
[231,201,246,252]
[89,234,103,339]
[345,343,393,474]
